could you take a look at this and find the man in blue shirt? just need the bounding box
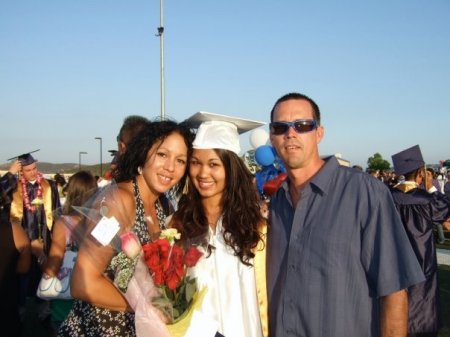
[267,92,425,337]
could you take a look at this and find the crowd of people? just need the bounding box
[1,93,450,337]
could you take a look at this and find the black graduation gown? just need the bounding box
[390,186,450,334]
[0,213,21,337]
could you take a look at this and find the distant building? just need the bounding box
[322,153,350,167]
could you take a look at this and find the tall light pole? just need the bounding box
[79,151,87,171]
[95,137,102,177]
[156,0,165,120]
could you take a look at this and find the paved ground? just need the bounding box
[437,249,450,266]
[437,248,450,266]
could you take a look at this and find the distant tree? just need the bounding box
[367,153,391,171]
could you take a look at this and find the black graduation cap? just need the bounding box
[7,150,40,166]
[391,145,424,175]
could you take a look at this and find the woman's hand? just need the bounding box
[31,239,46,265]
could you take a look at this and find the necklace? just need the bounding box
[155,201,166,230]
[21,173,43,212]
[145,201,166,231]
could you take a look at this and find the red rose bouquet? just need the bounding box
[142,228,203,323]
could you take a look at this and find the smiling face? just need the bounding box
[141,131,188,195]
[189,149,226,203]
[270,99,324,171]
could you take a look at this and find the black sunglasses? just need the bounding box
[269,119,318,135]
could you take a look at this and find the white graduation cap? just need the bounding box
[184,111,265,155]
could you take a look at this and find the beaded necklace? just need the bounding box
[155,200,166,230]
[20,172,43,212]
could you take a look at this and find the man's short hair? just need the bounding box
[270,92,321,124]
[117,115,149,146]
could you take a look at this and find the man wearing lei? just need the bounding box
[6,152,60,324]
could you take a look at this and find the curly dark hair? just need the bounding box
[172,149,264,265]
[114,120,195,198]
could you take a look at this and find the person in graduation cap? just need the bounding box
[390,145,450,337]
[9,153,61,257]
[8,153,61,326]
[170,113,268,337]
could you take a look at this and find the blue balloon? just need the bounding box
[255,165,278,195]
[255,145,275,167]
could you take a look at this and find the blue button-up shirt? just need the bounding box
[267,156,425,337]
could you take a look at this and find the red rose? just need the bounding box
[142,242,161,272]
[142,242,158,257]
[157,239,171,259]
[165,267,183,290]
[184,246,203,267]
[161,245,184,290]
[171,246,185,278]
[153,267,165,286]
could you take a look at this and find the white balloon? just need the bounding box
[250,128,269,149]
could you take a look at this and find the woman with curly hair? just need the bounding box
[58,120,194,337]
[171,119,268,337]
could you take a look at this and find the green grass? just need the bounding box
[437,240,450,250]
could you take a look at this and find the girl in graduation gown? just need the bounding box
[171,120,268,337]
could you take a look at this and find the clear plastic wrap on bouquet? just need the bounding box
[126,254,209,337]
[71,181,141,292]
[125,254,173,337]
[72,181,129,251]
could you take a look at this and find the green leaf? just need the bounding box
[185,281,197,302]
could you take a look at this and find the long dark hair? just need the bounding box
[62,171,98,215]
[114,120,194,198]
[172,149,263,265]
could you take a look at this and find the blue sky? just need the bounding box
[1,0,449,168]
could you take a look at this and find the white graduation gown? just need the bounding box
[187,218,263,337]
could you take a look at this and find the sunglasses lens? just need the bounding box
[270,120,317,135]
[294,121,316,133]
[270,123,289,135]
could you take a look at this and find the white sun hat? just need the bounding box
[184,111,265,155]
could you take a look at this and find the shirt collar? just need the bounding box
[281,155,339,196]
